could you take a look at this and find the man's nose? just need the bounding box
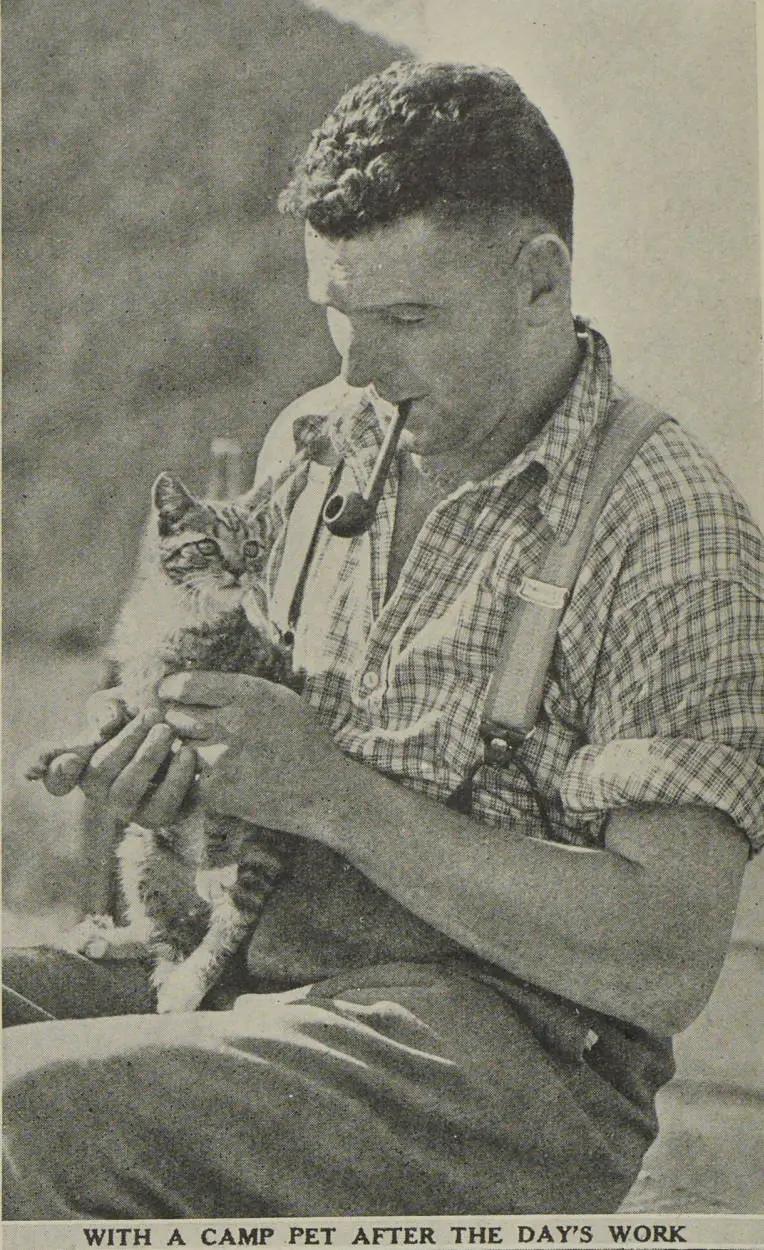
[340,327,386,390]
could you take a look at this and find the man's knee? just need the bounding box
[3,1011,229,1092]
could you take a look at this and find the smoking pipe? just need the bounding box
[322,400,410,538]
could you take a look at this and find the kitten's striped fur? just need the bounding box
[45,472,303,1012]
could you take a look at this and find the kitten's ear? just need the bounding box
[152,472,198,535]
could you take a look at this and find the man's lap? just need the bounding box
[2,944,255,1024]
[2,954,657,1218]
[3,946,157,1023]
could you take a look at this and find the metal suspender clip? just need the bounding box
[480,721,531,768]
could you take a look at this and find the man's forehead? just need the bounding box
[304,213,519,308]
[305,216,437,306]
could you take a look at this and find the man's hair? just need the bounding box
[279,60,574,247]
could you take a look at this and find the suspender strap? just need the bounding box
[286,462,343,633]
[268,461,342,638]
[480,392,672,764]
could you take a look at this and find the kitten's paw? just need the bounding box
[52,915,153,960]
[24,747,58,781]
[51,914,116,958]
[25,748,90,795]
[153,961,206,1013]
[195,863,237,904]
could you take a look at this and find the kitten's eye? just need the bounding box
[196,538,219,556]
[243,540,261,560]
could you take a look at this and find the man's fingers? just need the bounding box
[85,689,131,738]
[104,724,178,824]
[158,671,260,706]
[161,706,216,739]
[81,710,164,793]
[136,744,198,829]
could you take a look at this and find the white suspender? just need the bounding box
[480,391,671,766]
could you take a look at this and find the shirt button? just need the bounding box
[361,670,380,692]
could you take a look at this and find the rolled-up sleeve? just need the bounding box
[560,577,764,851]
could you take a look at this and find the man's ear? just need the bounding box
[520,233,572,324]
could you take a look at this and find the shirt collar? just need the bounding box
[443,319,615,542]
[525,319,614,540]
[327,389,391,492]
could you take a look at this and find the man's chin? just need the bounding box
[401,422,457,459]
[397,400,439,452]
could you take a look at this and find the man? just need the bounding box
[3,60,762,1217]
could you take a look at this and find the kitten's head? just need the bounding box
[151,472,270,614]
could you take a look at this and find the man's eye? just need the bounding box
[387,307,427,325]
[196,538,219,555]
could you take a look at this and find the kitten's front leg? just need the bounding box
[26,739,103,796]
[150,948,193,1010]
[153,893,251,1013]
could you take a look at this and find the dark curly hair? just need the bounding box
[279,61,574,247]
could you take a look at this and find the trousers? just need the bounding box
[2,947,670,1218]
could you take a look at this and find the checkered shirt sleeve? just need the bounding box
[557,421,764,850]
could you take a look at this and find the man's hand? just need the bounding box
[79,709,198,832]
[158,671,346,839]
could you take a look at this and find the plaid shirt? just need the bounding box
[255,324,764,851]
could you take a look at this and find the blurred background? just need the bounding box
[3,0,762,1212]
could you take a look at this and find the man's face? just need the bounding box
[305,212,533,459]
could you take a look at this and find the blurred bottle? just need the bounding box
[208,436,244,499]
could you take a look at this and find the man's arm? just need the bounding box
[159,670,750,1036]
[321,766,749,1035]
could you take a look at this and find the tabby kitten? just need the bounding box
[28,471,303,1012]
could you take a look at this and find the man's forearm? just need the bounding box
[157,669,748,1034]
[318,754,748,1034]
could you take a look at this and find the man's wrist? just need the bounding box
[313,750,392,855]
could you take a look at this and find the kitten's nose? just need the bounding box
[222,555,245,582]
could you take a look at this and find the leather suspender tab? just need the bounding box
[517,577,569,610]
